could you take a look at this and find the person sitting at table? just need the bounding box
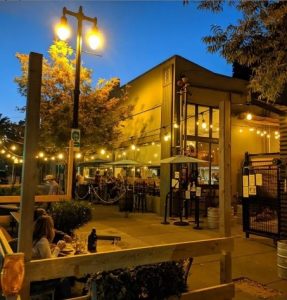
[31,215,72,299]
[32,215,66,259]
[33,208,72,244]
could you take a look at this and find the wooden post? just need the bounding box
[18,52,43,299]
[219,97,232,287]
[66,140,74,200]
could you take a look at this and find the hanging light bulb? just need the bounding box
[201,118,207,129]
[246,112,253,121]
[75,153,82,159]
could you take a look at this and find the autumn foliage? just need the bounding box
[15,41,131,152]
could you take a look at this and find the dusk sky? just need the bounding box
[0,1,240,123]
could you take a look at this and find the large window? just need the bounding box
[186,104,219,185]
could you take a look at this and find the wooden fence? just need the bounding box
[0,233,234,300]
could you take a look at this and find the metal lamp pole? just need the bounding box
[60,6,98,197]
[62,6,98,129]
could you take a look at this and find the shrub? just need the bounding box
[48,200,92,234]
[91,261,188,300]
[0,186,21,196]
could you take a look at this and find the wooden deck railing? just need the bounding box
[0,235,234,300]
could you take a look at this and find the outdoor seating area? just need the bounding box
[1,2,287,299]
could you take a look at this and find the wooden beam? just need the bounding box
[17,52,43,300]
[179,283,234,300]
[25,237,233,281]
[0,195,70,204]
[0,230,13,255]
[66,140,74,199]
[219,97,232,287]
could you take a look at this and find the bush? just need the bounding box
[91,261,188,300]
[48,201,92,234]
[0,186,21,196]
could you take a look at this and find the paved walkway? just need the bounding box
[77,204,287,300]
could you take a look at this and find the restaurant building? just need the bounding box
[114,55,281,216]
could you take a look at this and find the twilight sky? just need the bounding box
[0,1,240,123]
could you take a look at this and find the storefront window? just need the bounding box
[197,142,209,185]
[187,104,196,136]
[212,109,219,138]
[210,143,219,185]
[186,140,196,156]
[198,106,209,137]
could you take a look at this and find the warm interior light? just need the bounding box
[87,24,103,50]
[76,153,82,159]
[246,113,253,121]
[100,149,106,155]
[131,144,136,150]
[201,119,207,129]
[55,15,71,41]
[11,145,16,151]
[164,134,170,141]
[58,153,64,160]
[173,123,179,129]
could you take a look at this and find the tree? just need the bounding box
[198,1,287,103]
[15,41,131,153]
[0,114,24,143]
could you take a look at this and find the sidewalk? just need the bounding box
[77,205,287,299]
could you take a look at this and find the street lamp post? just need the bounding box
[56,6,101,129]
[55,6,103,197]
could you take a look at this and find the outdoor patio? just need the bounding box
[76,204,287,300]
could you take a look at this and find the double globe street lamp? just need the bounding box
[55,6,103,129]
[55,6,104,197]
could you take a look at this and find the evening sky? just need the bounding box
[0,1,240,122]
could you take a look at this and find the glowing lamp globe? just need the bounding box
[87,25,103,50]
[55,16,71,41]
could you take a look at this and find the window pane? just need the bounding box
[197,142,209,185]
[187,105,195,136]
[211,143,219,185]
[186,140,196,157]
[212,109,219,138]
[198,106,209,137]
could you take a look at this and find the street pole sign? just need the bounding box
[71,129,81,150]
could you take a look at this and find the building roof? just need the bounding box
[124,54,248,94]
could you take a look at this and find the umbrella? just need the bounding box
[108,159,141,166]
[160,155,207,164]
[77,158,111,167]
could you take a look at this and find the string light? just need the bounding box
[246,113,253,121]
